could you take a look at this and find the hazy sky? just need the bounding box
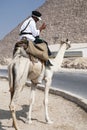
[0,0,45,40]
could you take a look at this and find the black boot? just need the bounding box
[46,60,53,67]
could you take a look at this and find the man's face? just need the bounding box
[32,16,39,23]
[35,17,39,22]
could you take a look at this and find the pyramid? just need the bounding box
[0,0,87,60]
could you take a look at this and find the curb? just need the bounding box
[36,85,87,112]
[0,66,87,112]
[1,77,87,112]
[59,68,87,74]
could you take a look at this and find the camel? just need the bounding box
[8,39,71,130]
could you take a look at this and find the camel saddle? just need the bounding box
[26,40,49,61]
[14,39,49,61]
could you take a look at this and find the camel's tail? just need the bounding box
[8,62,14,91]
[8,57,17,92]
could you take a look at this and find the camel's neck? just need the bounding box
[51,43,67,71]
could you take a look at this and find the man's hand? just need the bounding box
[39,23,47,32]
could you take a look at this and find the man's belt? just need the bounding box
[19,31,32,35]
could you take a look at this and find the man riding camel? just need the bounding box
[19,10,52,66]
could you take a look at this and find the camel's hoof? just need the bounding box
[15,128,20,130]
[28,120,32,124]
[46,120,53,124]
[25,119,32,124]
[13,125,20,130]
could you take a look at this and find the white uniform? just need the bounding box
[20,17,40,41]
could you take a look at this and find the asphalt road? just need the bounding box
[0,69,87,99]
[52,72,87,99]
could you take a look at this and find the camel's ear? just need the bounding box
[66,38,68,42]
[66,40,71,49]
[66,39,71,44]
[60,40,65,45]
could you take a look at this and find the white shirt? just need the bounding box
[20,17,40,41]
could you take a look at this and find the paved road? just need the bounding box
[52,72,87,99]
[0,69,87,99]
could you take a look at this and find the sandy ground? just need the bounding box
[0,79,87,130]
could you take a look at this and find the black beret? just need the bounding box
[32,11,42,20]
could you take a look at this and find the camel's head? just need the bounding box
[61,39,71,50]
[66,39,71,49]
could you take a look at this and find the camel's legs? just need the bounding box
[10,82,28,130]
[10,80,28,130]
[44,69,53,124]
[9,87,21,130]
[26,83,36,124]
[9,67,20,130]
[9,58,29,130]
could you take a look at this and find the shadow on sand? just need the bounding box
[0,104,46,129]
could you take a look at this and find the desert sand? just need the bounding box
[0,78,87,130]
